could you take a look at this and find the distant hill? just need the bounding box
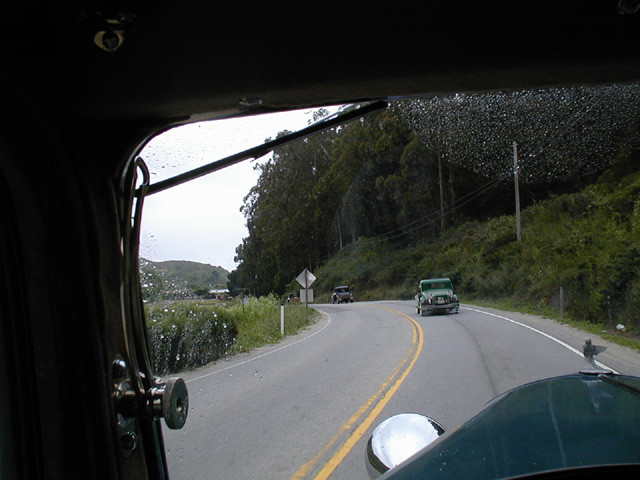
[140,258,230,300]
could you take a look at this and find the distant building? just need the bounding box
[209,289,231,300]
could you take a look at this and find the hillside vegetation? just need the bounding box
[312,156,640,334]
[231,86,640,302]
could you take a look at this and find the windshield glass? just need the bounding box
[138,86,640,480]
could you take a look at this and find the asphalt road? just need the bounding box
[163,301,640,480]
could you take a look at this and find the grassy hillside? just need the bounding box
[312,156,640,336]
[140,258,229,300]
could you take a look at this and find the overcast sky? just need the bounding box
[139,106,341,272]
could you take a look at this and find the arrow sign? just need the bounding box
[296,269,316,288]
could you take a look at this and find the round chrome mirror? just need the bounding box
[366,413,445,478]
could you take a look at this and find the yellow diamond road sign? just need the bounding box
[296,269,316,288]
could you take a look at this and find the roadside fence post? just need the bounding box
[281,304,285,336]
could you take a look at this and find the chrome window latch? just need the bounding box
[116,157,189,463]
[113,358,188,429]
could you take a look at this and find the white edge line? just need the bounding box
[186,311,332,384]
[463,306,618,374]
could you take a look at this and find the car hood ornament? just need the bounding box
[580,338,613,375]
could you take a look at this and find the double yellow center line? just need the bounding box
[290,306,424,480]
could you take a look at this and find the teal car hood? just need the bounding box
[383,374,640,479]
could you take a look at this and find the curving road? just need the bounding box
[163,301,640,480]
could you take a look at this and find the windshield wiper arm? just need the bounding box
[597,374,640,397]
[144,100,387,196]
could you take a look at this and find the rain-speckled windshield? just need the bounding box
[138,87,640,480]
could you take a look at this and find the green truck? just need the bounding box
[415,278,460,316]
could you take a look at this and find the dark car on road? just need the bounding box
[332,286,354,303]
[287,292,300,303]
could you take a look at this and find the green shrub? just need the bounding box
[146,302,238,375]
[145,296,316,374]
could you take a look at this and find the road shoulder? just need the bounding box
[463,304,640,377]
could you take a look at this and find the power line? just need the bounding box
[333,173,507,250]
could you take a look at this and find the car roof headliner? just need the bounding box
[7,1,640,130]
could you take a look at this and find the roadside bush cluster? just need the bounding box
[145,295,315,374]
[146,302,238,375]
[223,295,315,352]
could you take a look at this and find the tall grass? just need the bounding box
[223,295,315,352]
[145,295,316,374]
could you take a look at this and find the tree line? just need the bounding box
[229,84,640,296]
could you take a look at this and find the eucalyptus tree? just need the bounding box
[234,116,341,295]
[317,111,414,248]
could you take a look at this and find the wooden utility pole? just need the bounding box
[438,152,445,232]
[513,141,522,242]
